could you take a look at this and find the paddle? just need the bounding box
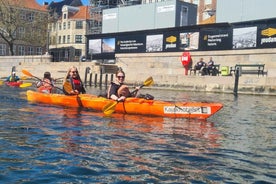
[20,83,33,88]
[102,76,154,116]
[63,80,74,94]
[21,69,63,92]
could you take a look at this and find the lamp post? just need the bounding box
[46,29,50,55]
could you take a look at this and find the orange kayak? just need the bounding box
[26,90,223,119]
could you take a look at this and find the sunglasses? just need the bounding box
[71,71,77,73]
[117,76,125,79]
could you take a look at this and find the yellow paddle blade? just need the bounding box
[63,81,73,94]
[0,80,3,86]
[20,76,28,80]
[143,76,154,86]
[103,101,118,116]
[22,69,33,77]
[20,83,33,88]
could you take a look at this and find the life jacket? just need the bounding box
[37,78,53,93]
[107,81,130,99]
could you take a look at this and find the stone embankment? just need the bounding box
[1,48,276,96]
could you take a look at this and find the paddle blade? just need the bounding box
[20,76,28,80]
[143,76,154,87]
[103,101,118,116]
[20,83,33,88]
[63,81,73,94]
[0,80,3,86]
[22,69,33,77]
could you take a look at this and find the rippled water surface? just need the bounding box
[0,85,275,183]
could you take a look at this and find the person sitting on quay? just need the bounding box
[194,58,208,75]
[36,71,55,93]
[207,57,219,75]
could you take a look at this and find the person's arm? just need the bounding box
[36,81,42,88]
[109,84,126,101]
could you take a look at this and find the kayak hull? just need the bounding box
[26,90,223,119]
[5,81,23,87]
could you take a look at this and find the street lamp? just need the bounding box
[46,29,50,55]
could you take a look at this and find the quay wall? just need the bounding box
[1,49,276,95]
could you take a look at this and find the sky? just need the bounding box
[36,0,90,6]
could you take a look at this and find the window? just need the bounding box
[59,23,62,30]
[75,35,82,43]
[28,12,34,22]
[67,35,70,43]
[36,47,42,55]
[18,46,25,55]
[58,36,61,44]
[68,22,70,29]
[27,47,34,55]
[20,12,26,20]
[63,36,66,43]
[63,22,66,30]
[75,49,81,57]
[76,21,83,29]
[0,44,6,56]
[63,13,67,19]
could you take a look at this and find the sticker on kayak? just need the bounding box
[164,106,211,114]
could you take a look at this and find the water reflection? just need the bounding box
[0,87,275,183]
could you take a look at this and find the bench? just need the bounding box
[230,64,267,76]
[190,64,220,76]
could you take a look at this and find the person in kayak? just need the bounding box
[63,66,86,95]
[107,68,140,102]
[6,71,20,82]
[36,72,55,93]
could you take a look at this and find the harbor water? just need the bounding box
[0,85,275,183]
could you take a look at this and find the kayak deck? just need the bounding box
[26,90,223,119]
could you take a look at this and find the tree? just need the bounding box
[0,0,48,55]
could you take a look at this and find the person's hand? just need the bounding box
[70,90,79,95]
[117,96,126,102]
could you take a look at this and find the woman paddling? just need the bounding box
[36,72,55,93]
[63,66,86,95]
[107,68,140,102]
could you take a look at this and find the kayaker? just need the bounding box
[6,71,20,82]
[36,72,55,93]
[107,68,140,102]
[63,66,86,95]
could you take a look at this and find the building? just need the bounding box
[48,4,92,62]
[216,0,276,23]
[102,0,197,33]
[0,0,48,56]
[181,0,217,24]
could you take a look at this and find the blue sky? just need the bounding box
[36,0,90,6]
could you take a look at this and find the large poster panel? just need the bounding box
[116,35,145,53]
[88,39,102,54]
[179,32,199,50]
[163,32,178,52]
[146,34,163,52]
[102,38,115,53]
[233,26,257,49]
[257,24,276,48]
[200,28,232,50]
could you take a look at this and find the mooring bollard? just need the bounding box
[233,66,240,96]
